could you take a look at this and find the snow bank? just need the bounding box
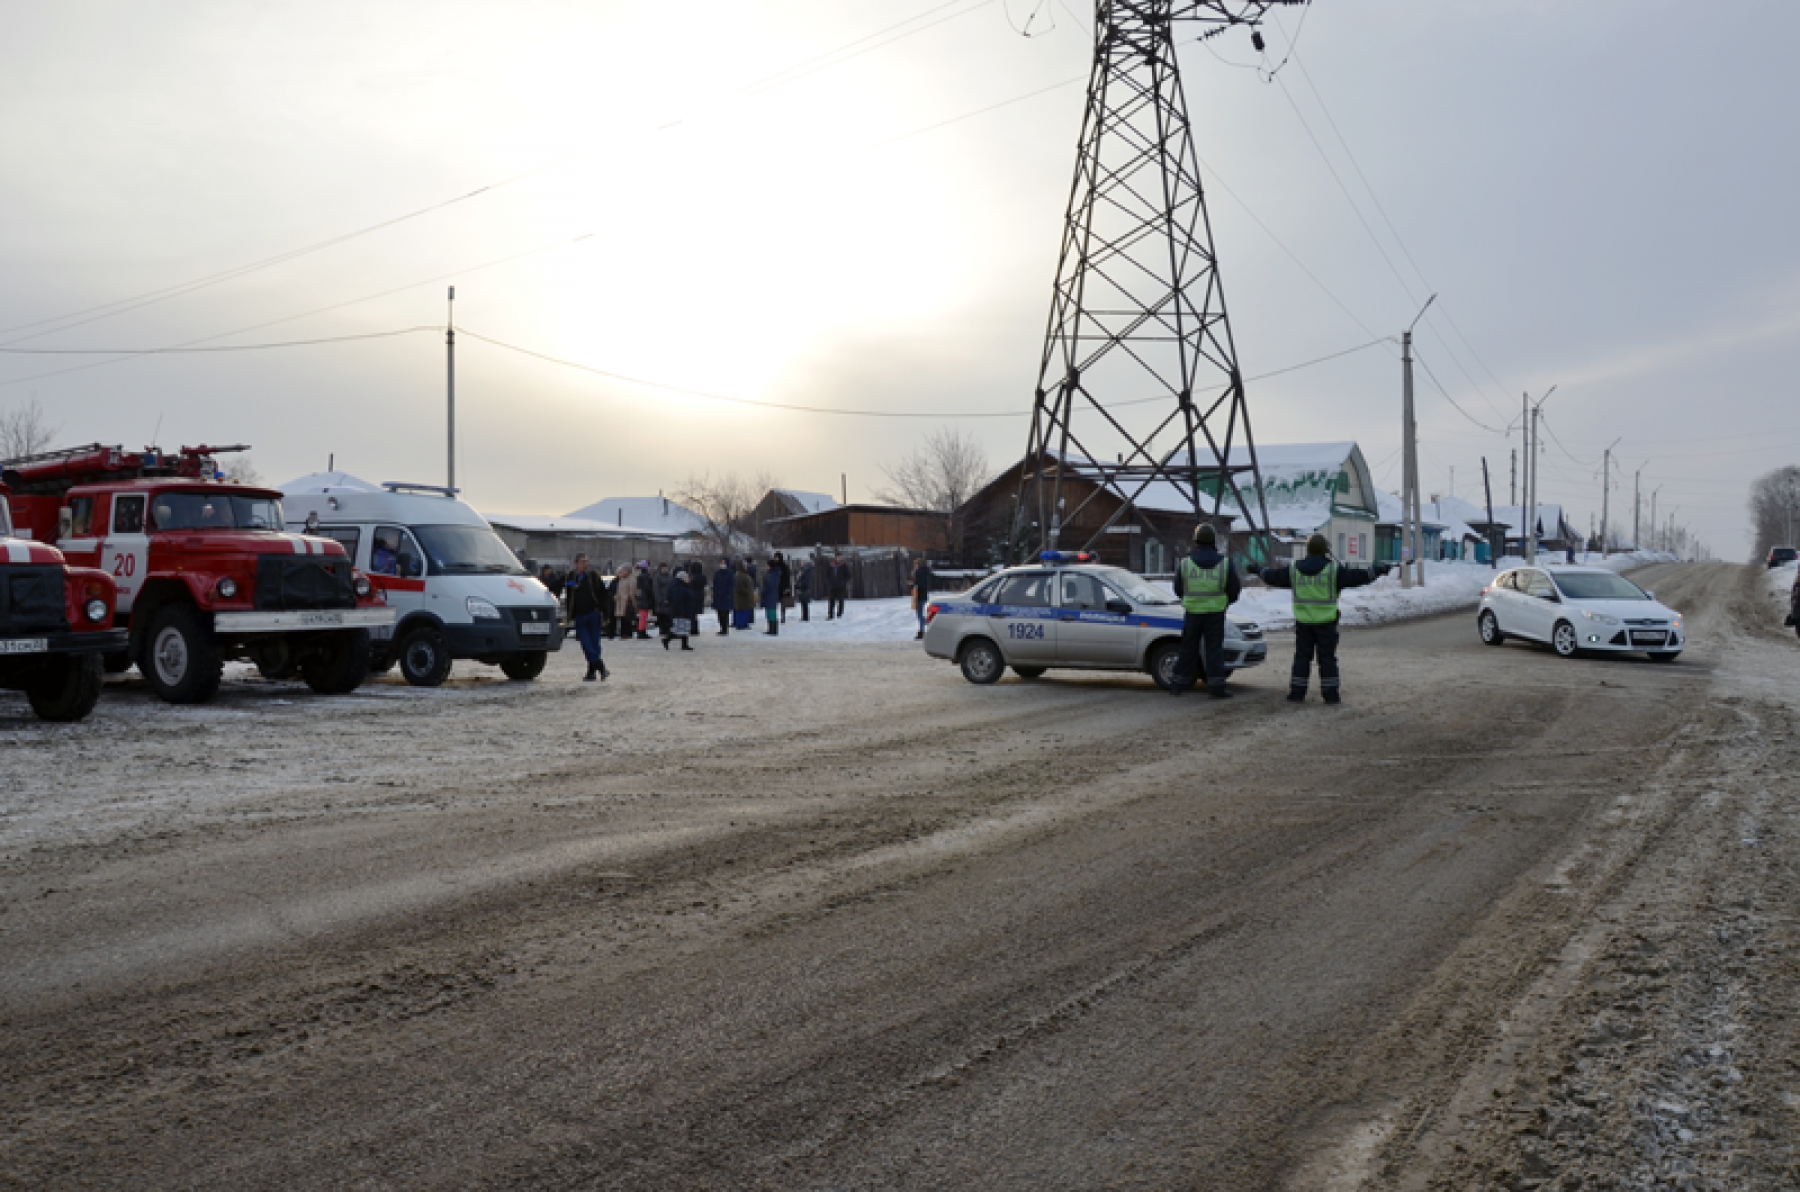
[1226,562,1497,632]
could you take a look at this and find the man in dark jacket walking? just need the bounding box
[1170,524,1241,698]
[712,559,735,634]
[565,553,611,682]
[826,554,849,619]
[909,557,934,640]
[1259,533,1388,704]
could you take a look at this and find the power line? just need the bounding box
[459,329,1394,421]
[1412,349,1505,435]
[0,327,437,354]
[0,234,594,390]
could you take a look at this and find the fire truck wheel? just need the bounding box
[499,651,548,681]
[26,655,104,722]
[145,604,223,704]
[301,629,373,695]
[397,625,453,687]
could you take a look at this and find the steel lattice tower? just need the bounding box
[1012,0,1302,561]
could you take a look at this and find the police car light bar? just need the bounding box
[1039,551,1095,564]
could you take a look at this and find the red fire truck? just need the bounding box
[0,479,124,721]
[3,444,394,704]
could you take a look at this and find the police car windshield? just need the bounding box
[1094,566,1176,605]
[150,492,285,531]
[411,524,527,575]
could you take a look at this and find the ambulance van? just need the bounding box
[283,482,563,686]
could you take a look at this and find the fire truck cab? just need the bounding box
[282,482,562,686]
[0,481,125,721]
[4,444,395,704]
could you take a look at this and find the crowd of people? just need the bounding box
[552,551,933,681]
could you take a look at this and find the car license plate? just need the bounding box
[520,621,550,636]
[1629,630,1666,645]
[299,611,345,627]
[0,638,48,655]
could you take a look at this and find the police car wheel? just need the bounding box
[958,639,1004,685]
[1478,610,1506,646]
[1011,665,1046,680]
[1147,641,1181,691]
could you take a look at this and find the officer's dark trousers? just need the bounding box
[1172,611,1227,692]
[1291,620,1341,694]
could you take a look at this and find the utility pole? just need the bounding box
[1633,462,1645,553]
[1401,294,1435,587]
[1599,437,1620,555]
[446,286,457,492]
[1524,385,1558,563]
[1481,456,1497,568]
[1509,447,1517,510]
[1650,485,1661,553]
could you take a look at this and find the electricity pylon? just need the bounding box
[1012,0,1303,562]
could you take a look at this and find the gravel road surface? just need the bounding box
[3,562,1795,1190]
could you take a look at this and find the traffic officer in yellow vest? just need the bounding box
[1170,523,1242,699]
[1258,533,1389,703]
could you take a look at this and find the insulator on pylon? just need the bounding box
[1250,30,1266,53]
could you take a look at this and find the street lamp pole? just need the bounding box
[1525,384,1558,563]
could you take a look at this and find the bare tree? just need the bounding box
[1748,464,1800,559]
[0,399,59,461]
[674,470,778,555]
[222,454,264,486]
[875,428,990,556]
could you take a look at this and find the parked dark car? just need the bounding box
[1766,546,1797,569]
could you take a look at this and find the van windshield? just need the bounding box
[411,524,527,575]
[150,492,285,531]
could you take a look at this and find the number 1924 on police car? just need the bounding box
[1006,622,1045,640]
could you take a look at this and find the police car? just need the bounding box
[922,552,1266,686]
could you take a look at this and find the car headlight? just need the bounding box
[84,598,108,623]
[467,597,501,620]
[1581,610,1620,626]
[216,577,238,599]
[354,576,373,598]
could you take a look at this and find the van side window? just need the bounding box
[113,495,145,534]
[370,526,404,576]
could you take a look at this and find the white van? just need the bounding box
[283,482,563,686]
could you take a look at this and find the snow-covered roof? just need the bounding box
[1485,504,1570,538]
[1023,442,1376,532]
[564,496,707,536]
[278,471,381,494]
[774,489,838,515]
[483,513,678,540]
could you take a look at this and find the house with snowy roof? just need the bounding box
[957,442,1382,572]
[564,495,708,538]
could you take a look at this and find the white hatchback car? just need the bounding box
[922,554,1267,686]
[1477,565,1684,661]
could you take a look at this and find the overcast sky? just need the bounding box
[3,0,1795,556]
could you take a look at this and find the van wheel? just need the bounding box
[958,639,1004,685]
[1011,665,1046,680]
[1478,610,1506,646]
[499,652,548,681]
[26,655,103,722]
[398,626,453,687]
[302,630,373,694]
[1148,641,1181,691]
[145,604,223,704]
